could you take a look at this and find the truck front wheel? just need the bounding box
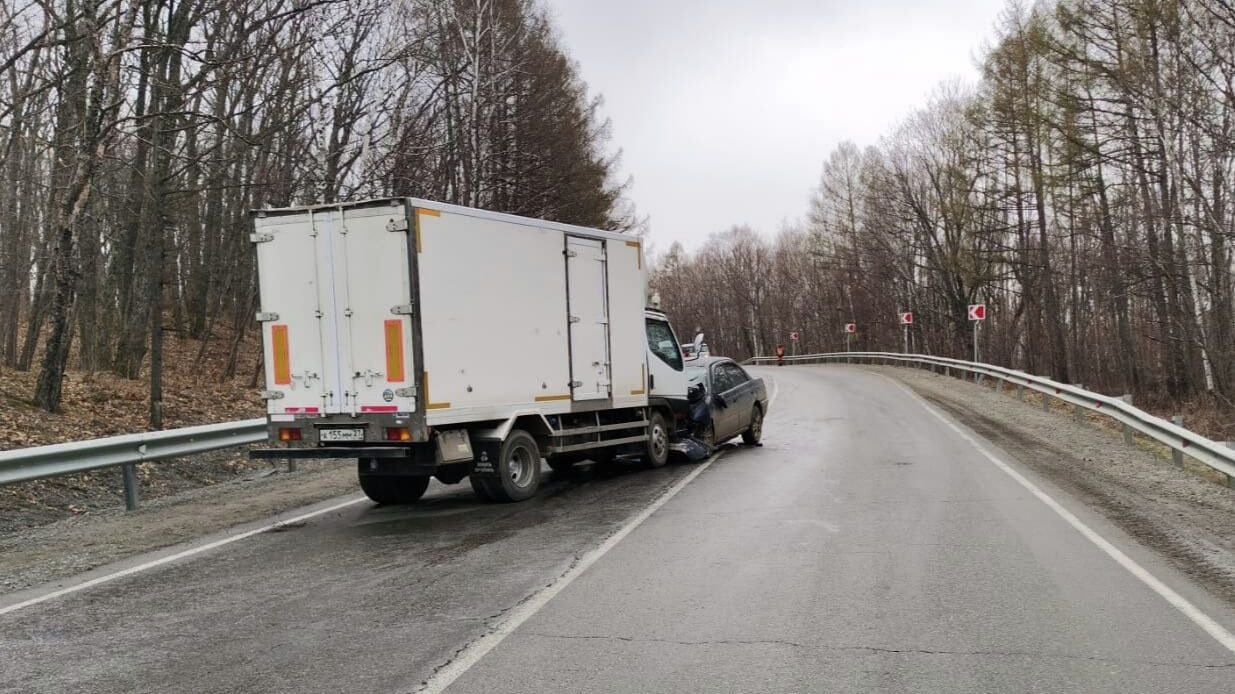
[479,430,542,502]
[357,465,431,505]
[643,410,670,468]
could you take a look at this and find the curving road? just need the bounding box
[2,366,1234,693]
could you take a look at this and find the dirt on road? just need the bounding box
[877,366,1235,606]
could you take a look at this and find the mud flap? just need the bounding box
[470,438,502,478]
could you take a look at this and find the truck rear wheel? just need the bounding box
[643,410,670,468]
[357,465,431,505]
[479,430,542,502]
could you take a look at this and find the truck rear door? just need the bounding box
[330,201,418,415]
[566,236,612,401]
[253,213,331,414]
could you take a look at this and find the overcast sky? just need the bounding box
[545,0,1010,251]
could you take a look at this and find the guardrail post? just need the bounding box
[975,373,984,385]
[1171,416,1184,467]
[1073,385,1085,424]
[1226,443,1235,489]
[122,463,140,511]
[1120,395,1134,445]
[1016,383,1024,401]
[1042,393,1050,412]
[288,460,298,473]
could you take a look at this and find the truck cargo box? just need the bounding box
[252,198,650,444]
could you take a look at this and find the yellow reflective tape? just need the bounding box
[630,363,646,395]
[625,240,642,269]
[415,208,439,253]
[384,319,405,382]
[423,371,451,409]
[535,394,571,402]
[271,324,291,385]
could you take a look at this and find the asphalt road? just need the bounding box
[3,366,1235,693]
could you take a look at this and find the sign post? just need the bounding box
[967,303,986,363]
[844,323,856,352]
[790,330,800,357]
[898,312,913,353]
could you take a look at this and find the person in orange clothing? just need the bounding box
[776,344,785,366]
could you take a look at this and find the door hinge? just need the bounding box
[386,217,409,232]
[391,304,414,316]
[261,390,285,400]
[250,232,273,244]
[255,311,279,322]
[570,380,583,388]
[568,316,581,324]
[565,249,578,258]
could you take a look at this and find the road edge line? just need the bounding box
[0,495,368,617]
[872,371,1235,656]
[417,453,722,692]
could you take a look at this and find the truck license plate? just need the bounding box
[320,428,364,442]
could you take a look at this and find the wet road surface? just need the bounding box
[3,366,1235,693]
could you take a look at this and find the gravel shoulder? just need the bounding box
[0,459,357,594]
[874,365,1235,606]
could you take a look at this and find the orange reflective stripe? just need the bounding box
[384,319,405,382]
[271,325,291,385]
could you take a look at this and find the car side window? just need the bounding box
[711,364,733,393]
[645,318,684,371]
[723,364,750,386]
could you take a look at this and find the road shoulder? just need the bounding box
[0,460,357,595]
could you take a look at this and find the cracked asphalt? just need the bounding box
[4,365,1235,692]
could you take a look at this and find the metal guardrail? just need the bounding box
[0,418,268,509]
[748,351,1235,488]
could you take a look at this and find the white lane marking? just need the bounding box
[767,374,780,409]
[418,453,722,693]
[0,496,368,617]
[874,372,1235,655]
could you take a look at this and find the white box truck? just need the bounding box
[250,197,690,503]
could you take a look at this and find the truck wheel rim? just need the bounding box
[651,422,667,459]
[507,445,534,488]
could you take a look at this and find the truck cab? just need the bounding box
[644,308,690,429]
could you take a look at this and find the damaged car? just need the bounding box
[684,357,768,453]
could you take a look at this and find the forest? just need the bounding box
[0,0,631,422]
[653,0,1235,412]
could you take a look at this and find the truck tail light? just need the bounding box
[385,427,411,442]
[278,427,302,441]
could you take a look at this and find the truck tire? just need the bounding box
[479,430,542,502]
[643,410,670,468]
[358,468,431,505]
[742,405,764,445]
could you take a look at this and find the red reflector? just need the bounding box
[385,427,411,442]
[361,406,399,413]
[278,427,302,442]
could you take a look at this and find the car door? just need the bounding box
[718,362,756,432]
[709,362,741,439]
